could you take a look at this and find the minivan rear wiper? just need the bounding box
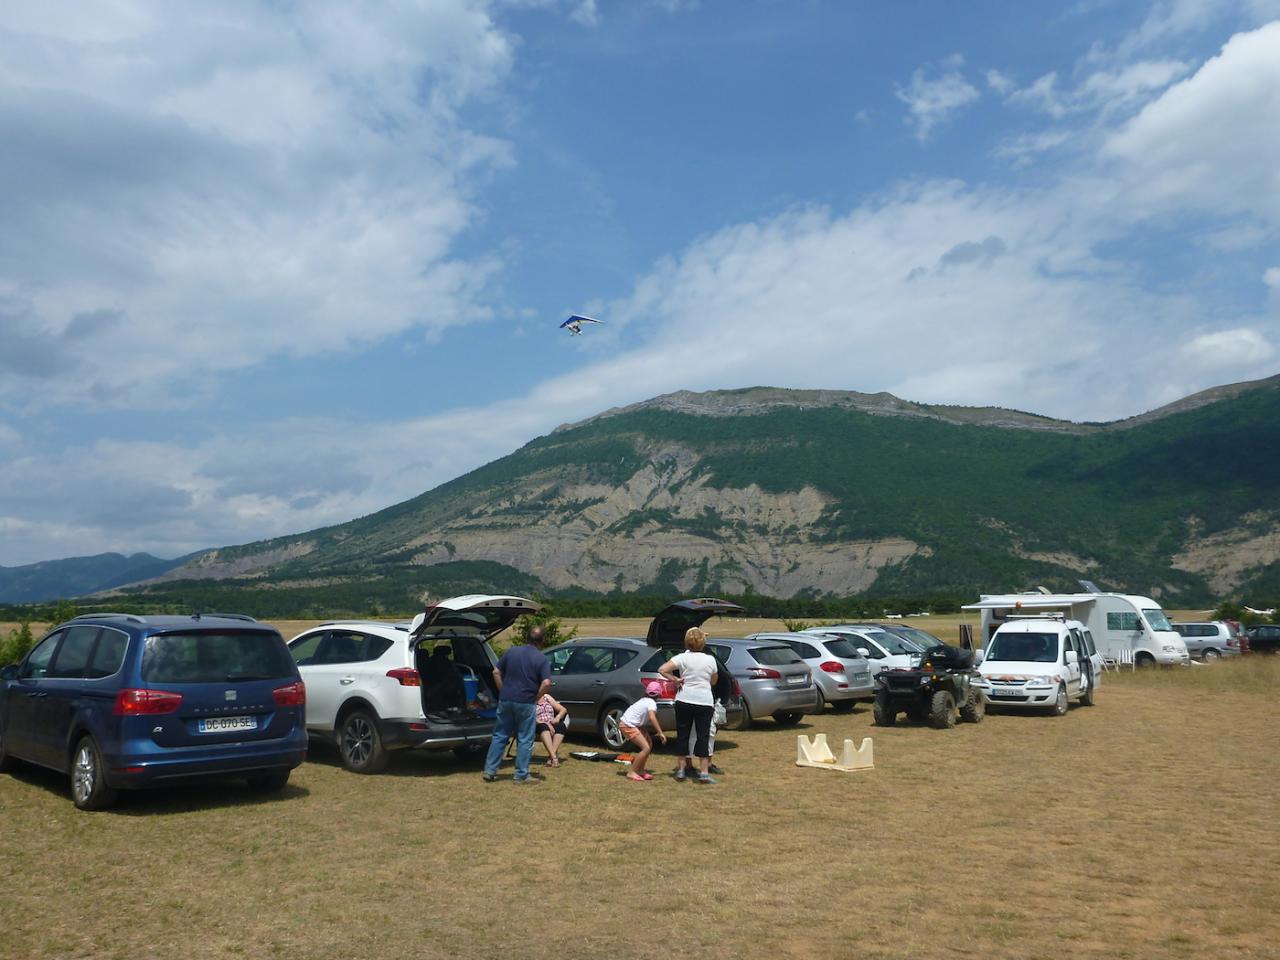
[225,673,274,681]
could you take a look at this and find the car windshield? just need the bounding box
[1143,609,1173,632]
[894,626,944,650]
[859,631,918,655]
[821,637,863,659]
[141,631,294,683]
[985,632,1058,663]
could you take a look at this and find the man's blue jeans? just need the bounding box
[483,700,537,780]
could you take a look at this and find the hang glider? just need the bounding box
[560,315,603,336]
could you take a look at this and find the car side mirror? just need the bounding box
[0,664,17,681]
[974,650,985,665]
[1065,650,1078,664]
[856,648,870,658]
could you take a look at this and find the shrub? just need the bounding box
[0,620,35,667]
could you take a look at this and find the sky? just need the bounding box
[2,0,1280,566]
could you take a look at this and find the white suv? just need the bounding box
[974,616,1102,715]
[287,595,538,773]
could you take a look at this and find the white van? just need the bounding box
[974,616,1101,714]
[963,592,1189,667]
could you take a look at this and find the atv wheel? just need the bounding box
[959,688,986,723]
[928,690,958,729]
[872,691,896,726]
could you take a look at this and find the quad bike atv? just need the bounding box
[872,642,986,729]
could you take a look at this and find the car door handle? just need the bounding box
[24,691,47,698]
[339,677,356,685]
[591,680,605,686]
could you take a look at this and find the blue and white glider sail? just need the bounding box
[560,315,603,335]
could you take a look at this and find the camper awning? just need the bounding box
[962,596,1088,611]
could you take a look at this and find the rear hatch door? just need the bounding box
[748,644,811,690]
[408,594,540,644]
[645,598,744,648]
[139,629,301,747]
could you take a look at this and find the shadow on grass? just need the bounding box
[4,759,310,815]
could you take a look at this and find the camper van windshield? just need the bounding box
[985,632,1058,662]
[1143,609,1173,631]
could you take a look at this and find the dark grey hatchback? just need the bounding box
[544,599,746,748]
[0,613,307,810]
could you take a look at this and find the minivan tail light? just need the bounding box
[731,679,742,697]
[386,668,421,687]
[272,680,306,707]
[744,667,782,680]
[113,688,183,716]
[819,660,845,674]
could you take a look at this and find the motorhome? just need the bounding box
[962,592,1189,667]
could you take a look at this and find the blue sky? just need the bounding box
[1,0,1279,565]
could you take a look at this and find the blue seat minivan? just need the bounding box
[0,613,307,810]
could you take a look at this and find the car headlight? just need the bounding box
[1162,645,1178,653]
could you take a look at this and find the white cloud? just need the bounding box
[1103,21,1280,225]
[0,1,515,409]
[895,56,981,142]
[1265,267,1280,288]
[985,69,1015,94]
[1007,59,1191,118]
[1178,328,1275,367]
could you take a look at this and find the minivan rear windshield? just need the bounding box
[749,646,802,666]
[141,631,294,683]
[985,632,1058,662]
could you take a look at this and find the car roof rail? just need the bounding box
[70,612,147,624]
[319,620,409,630]
[195,612,258,622]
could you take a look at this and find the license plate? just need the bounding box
[994,688,1025,698]
[198,716,257,733]
[786,674,805,685]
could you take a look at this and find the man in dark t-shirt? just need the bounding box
[482,626,552,783]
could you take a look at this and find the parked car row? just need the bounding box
[25,591,1251,811]
[1170,621,1246,660]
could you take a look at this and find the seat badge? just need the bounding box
[225,690,237,701]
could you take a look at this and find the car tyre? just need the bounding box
[1051,684,1069,717]
[1134,652,1155,669]
[832,699,856,713]
[959,688,985,723]
[338,708,389,774]
[1202,648,1220,662]
[245,770,291,793]
[0,725,14,773]
[771,711,803,726]
[1080,678,1096,706]
[598,702,627,750]
[735,698,753,731]
[813,689,827,713]
[71,735,118,811]
[928,690,957,729]
[872,691,896,726]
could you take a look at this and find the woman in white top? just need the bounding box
[658,626,719,784]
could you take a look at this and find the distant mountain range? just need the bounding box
[0,552,185,604]
[11,376,1280,610]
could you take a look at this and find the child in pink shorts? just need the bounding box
[618,681,668,781]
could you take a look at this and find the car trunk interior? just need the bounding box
[414,633,499,719]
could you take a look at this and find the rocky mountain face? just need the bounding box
[110,376,1280,605]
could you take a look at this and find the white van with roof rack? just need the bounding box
[974,614,1102,714]
[963,591,1189,668]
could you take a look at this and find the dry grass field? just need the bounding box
[1,613,1278,960]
